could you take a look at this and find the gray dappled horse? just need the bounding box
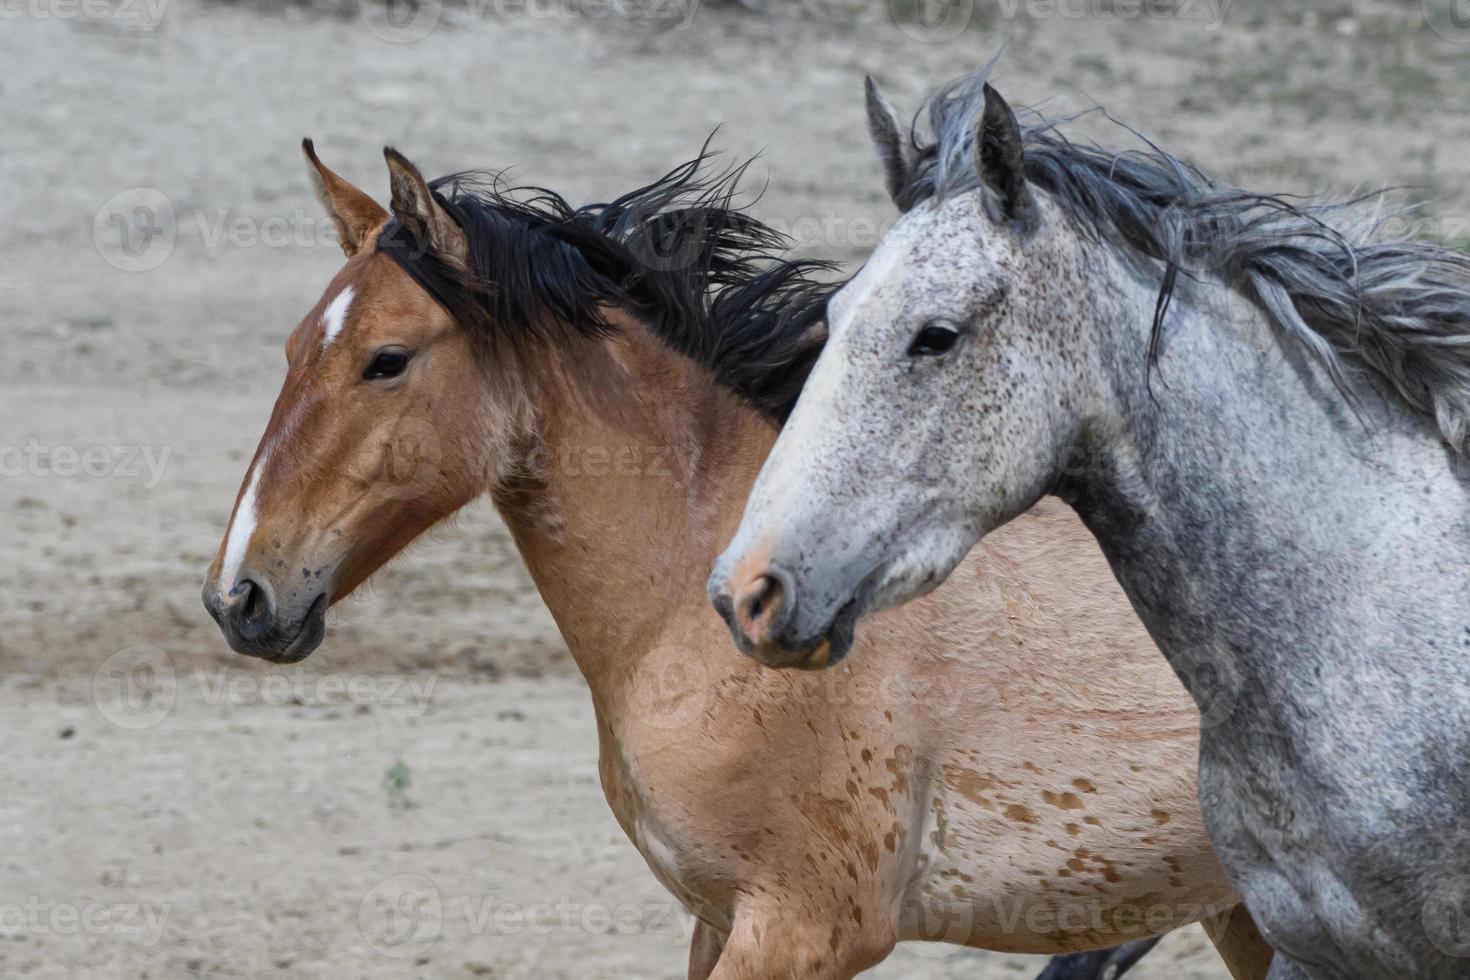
[710,64,1470,979]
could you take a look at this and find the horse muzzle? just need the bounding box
[202,573,328,663]
[708,561,860,671]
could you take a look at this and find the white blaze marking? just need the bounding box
[220,451,268,591]
[320,285,355,349]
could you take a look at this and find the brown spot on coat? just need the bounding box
[1043,790,1086,810]
[1005,803,1039,824]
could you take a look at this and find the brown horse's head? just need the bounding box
[202,143,506,662]
[203,142,835,662]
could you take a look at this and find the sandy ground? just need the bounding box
[4,0,1469,976]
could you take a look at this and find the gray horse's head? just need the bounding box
[708,73,1104,668]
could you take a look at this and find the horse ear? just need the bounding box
[302,139,388,257]
[974,84,1036,227]
[383,147,468,268]
[864,75,911,211]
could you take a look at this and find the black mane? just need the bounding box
[376,148,839,422]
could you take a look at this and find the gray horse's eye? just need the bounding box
[908,320,962,357]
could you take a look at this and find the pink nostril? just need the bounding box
[734,574,785,643]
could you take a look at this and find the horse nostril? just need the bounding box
[237,578,274,641]
[735,574,787,642]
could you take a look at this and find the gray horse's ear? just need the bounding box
[974,84,1036,227]
[383,146,468,268]
[865,75,911,211]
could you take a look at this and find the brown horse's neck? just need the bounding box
[491,311,776,701]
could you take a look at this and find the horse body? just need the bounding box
[199,143,1272,977]
[709,67,1470,979]
[503,318,1244,967]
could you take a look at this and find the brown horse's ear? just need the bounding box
[383,147,467,269]
[302,139,388,257]
[974,84,1036,227]
[864,75,911,212]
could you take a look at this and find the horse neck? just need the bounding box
[492,311,775,699]
[1064,242,1470,690]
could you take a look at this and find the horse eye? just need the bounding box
[908,321,962,357]
[363,348,411,381]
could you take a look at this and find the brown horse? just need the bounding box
[201,143,1271,979]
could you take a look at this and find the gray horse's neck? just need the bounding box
[1059,247,1470,746]
[1053,250,1470,976]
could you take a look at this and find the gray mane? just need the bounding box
[901,65,1470,452]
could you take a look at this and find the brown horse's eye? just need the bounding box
[364,348,411,381]
[908,320,962,357]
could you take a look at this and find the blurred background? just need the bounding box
[3,0,1468,976]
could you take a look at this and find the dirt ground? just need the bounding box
[4,1,1469,976]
